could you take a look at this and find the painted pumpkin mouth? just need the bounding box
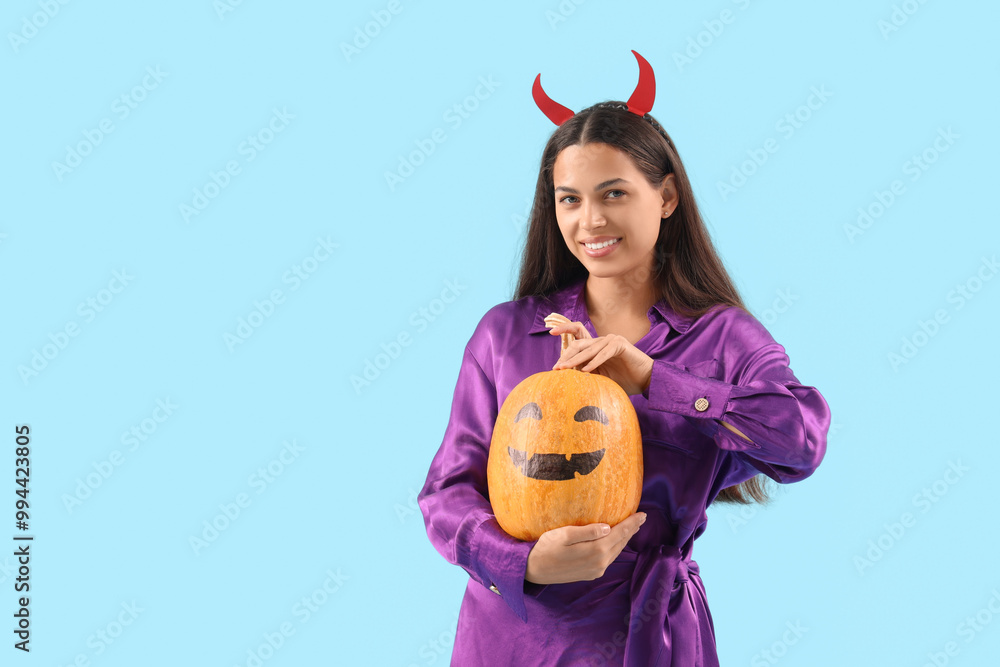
[507,446,606,481]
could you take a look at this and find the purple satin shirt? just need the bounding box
[418,278,830,666]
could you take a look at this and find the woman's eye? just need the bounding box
[559,191,624,204]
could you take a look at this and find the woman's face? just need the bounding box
[552,142,677,282]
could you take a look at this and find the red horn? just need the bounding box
[532,73,574,126]
[625,50,655,117]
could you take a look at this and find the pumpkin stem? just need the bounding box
[543,312,575,352]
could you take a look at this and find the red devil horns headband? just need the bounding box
[532,49,656,126]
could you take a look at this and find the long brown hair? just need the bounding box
[513,101,768,505]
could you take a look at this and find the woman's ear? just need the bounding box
[660,173,679,217]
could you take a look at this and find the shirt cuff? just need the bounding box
[470,518,546,623]
[645,359,734,420]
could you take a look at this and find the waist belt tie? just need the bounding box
[618,544,700,667]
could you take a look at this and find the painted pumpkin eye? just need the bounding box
[574,405,608,425]
[514,402,542,422]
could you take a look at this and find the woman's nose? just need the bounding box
[578,201,606,229]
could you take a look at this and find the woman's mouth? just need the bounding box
[581,237,622,257]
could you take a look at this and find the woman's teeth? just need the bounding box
[584,238,621,249]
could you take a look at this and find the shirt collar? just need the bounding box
[526,278,695,336]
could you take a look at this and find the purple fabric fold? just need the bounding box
[619,546,715,667]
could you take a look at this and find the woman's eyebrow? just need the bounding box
[555,178,630,194]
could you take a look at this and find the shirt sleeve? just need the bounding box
[417,337,547,623]
[642,310,830,483]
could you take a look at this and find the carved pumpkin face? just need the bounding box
[487,368,643,541]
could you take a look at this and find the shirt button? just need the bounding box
[489,584,501,596]
[694,398,709,412]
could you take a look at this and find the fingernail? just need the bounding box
[600,525,611,535]
[639,513,647,525]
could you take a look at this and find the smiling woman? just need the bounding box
[418,50,831,667]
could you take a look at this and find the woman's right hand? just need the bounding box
[524,512,647,585]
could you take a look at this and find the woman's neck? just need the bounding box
[584,273,658,324]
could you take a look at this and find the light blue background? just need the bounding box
[3,0,998,665]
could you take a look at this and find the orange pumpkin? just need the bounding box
[486,313,643,541]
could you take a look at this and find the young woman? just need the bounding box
[418,51,831,667]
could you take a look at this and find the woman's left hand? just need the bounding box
[548,321,654,397]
